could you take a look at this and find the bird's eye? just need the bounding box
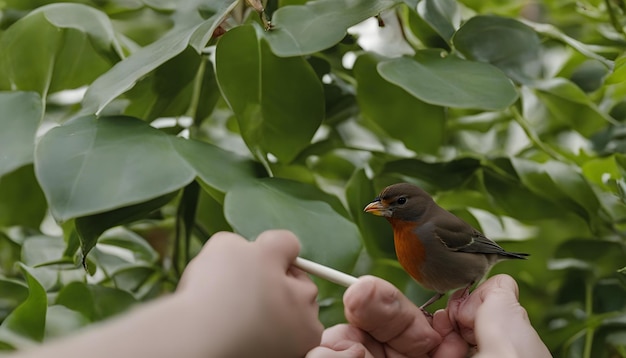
[397,197,407,205]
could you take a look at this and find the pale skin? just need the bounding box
[9,230,550,358]
[11,230,323,358]
[310,274,551,358]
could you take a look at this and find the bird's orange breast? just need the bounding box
[388,218,425,283]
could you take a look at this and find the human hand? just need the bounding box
[307,276,461,358]
[433,274,551,358]
[177,230,323,358]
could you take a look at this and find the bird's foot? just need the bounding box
[419,307,433,319]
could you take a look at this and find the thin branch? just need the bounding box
[604,0,626,39]
[510,106,568,162]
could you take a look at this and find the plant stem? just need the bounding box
[583,279,594,358]
[187,57,207,128]
[604,0,626,38]
[509,106,568,162]
[521,19,616,69]
[173,181,200,276]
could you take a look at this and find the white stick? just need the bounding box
[294,257,358,287]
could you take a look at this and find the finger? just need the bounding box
[448,274,520,345]
[344,276,441,356]
[287,269,319,309]
[474,278,550,357]
[318,324,383,358]
[255,229,301,268]
[199,231,247,256]
[305,345,369,358]
[446,289,477,344]
[430,310,468,358]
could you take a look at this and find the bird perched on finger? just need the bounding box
[364,183,528,311]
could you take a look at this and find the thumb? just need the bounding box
[255,230,302,268]
[472,276,551,358]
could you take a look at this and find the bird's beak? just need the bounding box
[363,200,391,217]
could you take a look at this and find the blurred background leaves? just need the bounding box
[0,0,625,356]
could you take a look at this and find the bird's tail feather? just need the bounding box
[503,251,529,260]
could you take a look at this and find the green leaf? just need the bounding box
[195,188,232,237]
[530,78,612,137]
[21,235,67,267]
[582,155,622,191]
[264,0,400,56]
[81,1,238,114]
[75,192,177,260]
[123,47,202,121]
[616,154,626,176]
[55,282,95,322]
[0,4,119,95]
[345,169,395,258]
[45,305,89,339]
[81,24,196,115]
[0,280,28,323]
[606,54,626,85]
[551,239,624,278]
[402,3,447,49]
[98,229,159,264]
[0,165,47,228]
[56,282,136,321]
[107,265,160,294]
[0,91,43,177]
[0,264,47,343]
[171,137,261,196]
[482,165,563,220]
[379,157,481,190]
[35,115,196,221]
[35,114,259,226]
[173,181,200,273]
[511,158,601,222]
[216,25,324,163]
[224,178,362,273]
[416,0,460,42]
[354,53,445,155]
[453,15,541,83]
[378,51,518,110]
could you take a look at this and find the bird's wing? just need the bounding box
[435,226,507,254]
[430,209,510,255]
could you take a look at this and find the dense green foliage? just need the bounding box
[0,0,625,356]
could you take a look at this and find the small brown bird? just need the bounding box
[364,183,528,309]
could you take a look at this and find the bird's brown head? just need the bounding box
[363,183,434,222]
